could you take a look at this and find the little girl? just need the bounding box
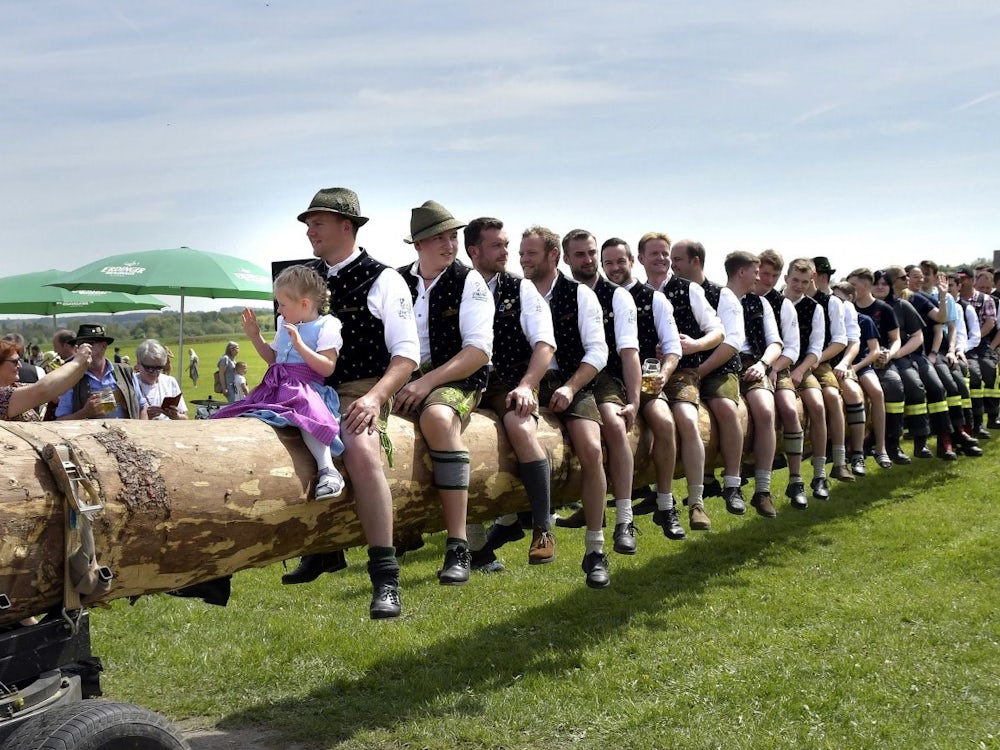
[233,361,249,400]
[211,265,345,499]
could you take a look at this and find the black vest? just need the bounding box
[490,272,535,387]
[742,293,768,359]
[813,289,834,347]
[592,277,623,380]
[401,260,488,391]
[793,294,820,367]
[664,275,709,370]
[629,282,660,361]
[548,274,589,384]
[308,252,393,388]
[699,279,741,376]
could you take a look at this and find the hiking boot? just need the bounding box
[485,521,525,550]
[528,527,556,565]
[830,464,855,482]
[612,522,639,555]
[438,546,472,585]
[689,504,711,531]
[722,486,746,515]
[811,476,830,500]
[652,506,686,540]
[785,481,808,510]
[750,492,777,518]
[581,552,610,589]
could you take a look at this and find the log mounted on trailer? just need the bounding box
[0,402,746,625]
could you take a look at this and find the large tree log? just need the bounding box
[0,403,745,624]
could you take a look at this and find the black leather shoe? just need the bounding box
[166,575,232,606]
[653,507,686,540]
[850,453,867,477]
[438,546,472,585]
[370,581,402,619]
[785,481,808,509]
[889,446,912,465]
[281,552,347,585]
[914,443,933,459]
[722,486,746,515]
[555,507,605,528]
[612,522,638,555]
[703,476,723,498]
[582,552,610,589]
[631,493,658,516]
[485,521,525,550]
[958,442,983,457]
[810,477,830,500]
[973,426,991,440]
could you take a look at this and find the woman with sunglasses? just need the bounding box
[134,339,188,420]
[0,338,93,422]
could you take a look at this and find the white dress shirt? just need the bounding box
[406,263,494,366]
[539,274,608,372]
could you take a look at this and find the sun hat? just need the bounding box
[404,200,467,244]
[69,323,114,345]
[297,187,369,226]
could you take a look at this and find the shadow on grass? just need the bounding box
[213,449,983,747]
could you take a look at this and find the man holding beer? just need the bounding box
[55,323,149,420]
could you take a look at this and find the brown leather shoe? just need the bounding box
[830,464,855,482]
[689,503,711,531]
[528,527,556,564]
[750,492,777,518]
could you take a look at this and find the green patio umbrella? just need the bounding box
[0,269,166,329]
[48,247,273,386]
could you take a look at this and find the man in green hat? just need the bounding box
[395,200,495,586]
[286,186,418,620]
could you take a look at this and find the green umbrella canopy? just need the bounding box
[48,247,274,388]
[0,269,166,317]
[47,246,273,300]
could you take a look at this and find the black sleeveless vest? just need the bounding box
[812,289,834,347]
[308,252,392,388]
[629,282,659,361]
[793,294,819,366]
[742,293,768,359]
[549,274,589,384]
[490,272,535,387]
[699,279,741,376]
[592,277,623,380]
[664,275,709,370]
[400,260,489,391]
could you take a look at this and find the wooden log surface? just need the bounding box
[0,402,745,624]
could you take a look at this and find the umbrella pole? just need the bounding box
[178,292,185,389]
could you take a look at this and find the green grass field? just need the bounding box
[88,346,1000,749]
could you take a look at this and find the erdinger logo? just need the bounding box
[233,270,270,284]
[101,262,146,277]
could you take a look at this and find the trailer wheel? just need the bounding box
[2,700,189,750]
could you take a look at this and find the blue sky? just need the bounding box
[3,1,998,311]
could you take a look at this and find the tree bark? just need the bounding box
[0,403,744,624]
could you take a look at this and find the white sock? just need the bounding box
[812,455,827,478]
[615,498,633,525]
[755,470,771,493]
[656,492,674,511]
[585,529,604,555]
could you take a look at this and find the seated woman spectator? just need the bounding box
[134,339,188,420]
[0,339,93,423]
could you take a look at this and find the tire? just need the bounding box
[2,700,189,750]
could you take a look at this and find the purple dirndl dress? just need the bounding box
[210,316,344,456]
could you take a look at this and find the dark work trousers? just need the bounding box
[894,355,930,437]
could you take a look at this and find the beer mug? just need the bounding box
[641,358,662,395]
[97,386,117,414]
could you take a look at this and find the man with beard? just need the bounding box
[463,217,557,570]
[601,238,685,539]
[520,225,611,588]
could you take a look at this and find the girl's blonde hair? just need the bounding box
[274,265,330,314]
